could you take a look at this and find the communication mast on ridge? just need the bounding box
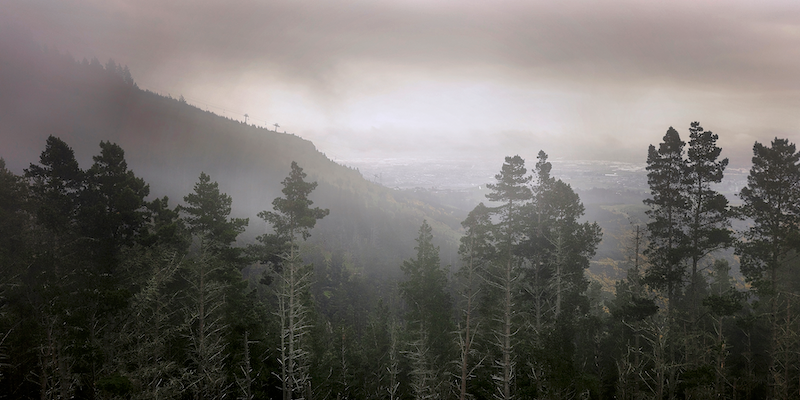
[273,123,280,132]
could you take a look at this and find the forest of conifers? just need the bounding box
[2,120,800,400]
[1,25,800,400]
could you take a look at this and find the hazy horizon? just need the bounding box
[5,0,800,168]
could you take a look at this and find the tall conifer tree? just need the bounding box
[485,155,532,400]
[683,122,731,312]
[259,161,328,400]
[456,203,494,400]
[181,172,249,399]
[643,127,688,313]
[736,138,800,398]
[400,220,454,399]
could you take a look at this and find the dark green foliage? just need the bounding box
[25,135,84,234]
[457,152,605,400]
[82,141,150,250]
[459,202,495,262]
[455,203,493,400]
[684,123,732,261]
[400,220,454,359]
[399,221,455,399]
[257,161,328,400]
[735,138,800,398]
[4,55,800,399]
[260,161,330,243]
[179,171,255,399]
[95,372,133,397]
[141,195,189,251]
[3,137,159,398]
[483,155,533,400]
[736,138,800,293]
[682,122,732,320]
[615,294,659,322]
[643,127,688,300]
[1,32,465,299]
[0,158,30,272]
[486,154,533,249]
[182,171,248,251]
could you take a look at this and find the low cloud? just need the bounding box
[5,0,800,163]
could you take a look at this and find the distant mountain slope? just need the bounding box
[0,26,462,279]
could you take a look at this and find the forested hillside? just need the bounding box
[0,25,463,281]
[4,27,800,400]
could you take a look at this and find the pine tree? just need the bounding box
[181,172,249,399]
[0,159,37,397]
[25,136,84,237]
[703,260,744,398]
[520,151,602,398]
[608,224,656,400]
[484,155,532,400]
[182,172,248,254]
[456,203,494,400]
[400,220,454,399]
[683,122,731,315]
[643,127,688,314]
[121,248,185,399]
[258,161,328,400]
[82,141,150,256]
[524,151,555,334]
[736,138,800,399]
[23,136,86,399]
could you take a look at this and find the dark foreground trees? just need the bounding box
[737,138,800,399]
[4,133,800,399]
[447,152,602,399]
[400,220,454,399]
[257,161,329,400]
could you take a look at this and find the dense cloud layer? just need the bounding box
[5,0,800,165]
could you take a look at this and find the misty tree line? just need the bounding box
[1,124,800,400]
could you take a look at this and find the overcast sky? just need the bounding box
[6,0,800,166]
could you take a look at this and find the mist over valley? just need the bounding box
[2,2,799,399]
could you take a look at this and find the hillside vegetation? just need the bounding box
[4,26,800,400]
[0,26,463,280]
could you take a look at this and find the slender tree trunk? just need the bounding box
[770,249,779,400]
[241,330,253,400]
[459,238,476,400]
[198,258,206,400]
[554,232,563,319]
[280,287,289,400]
[387,322,400,400]
[279,231,312,400]
[503,257,512,400]
[288,242,296,400]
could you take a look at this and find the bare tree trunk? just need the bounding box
[457,238,481,400]
[387,321,400,400]
[502,257,512,400]
[239,330,254,400]
[278,239,312,400]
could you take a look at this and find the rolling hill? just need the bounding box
[0,25,464,281]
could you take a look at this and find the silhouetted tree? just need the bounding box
[258,161,328,400]
[400,220,454,399]
[736,138,800,399]
[643,127,688,314]
[682,122,731,315]
[483,155,532,400]
[456,203,494,400]
[180,172,249,399]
